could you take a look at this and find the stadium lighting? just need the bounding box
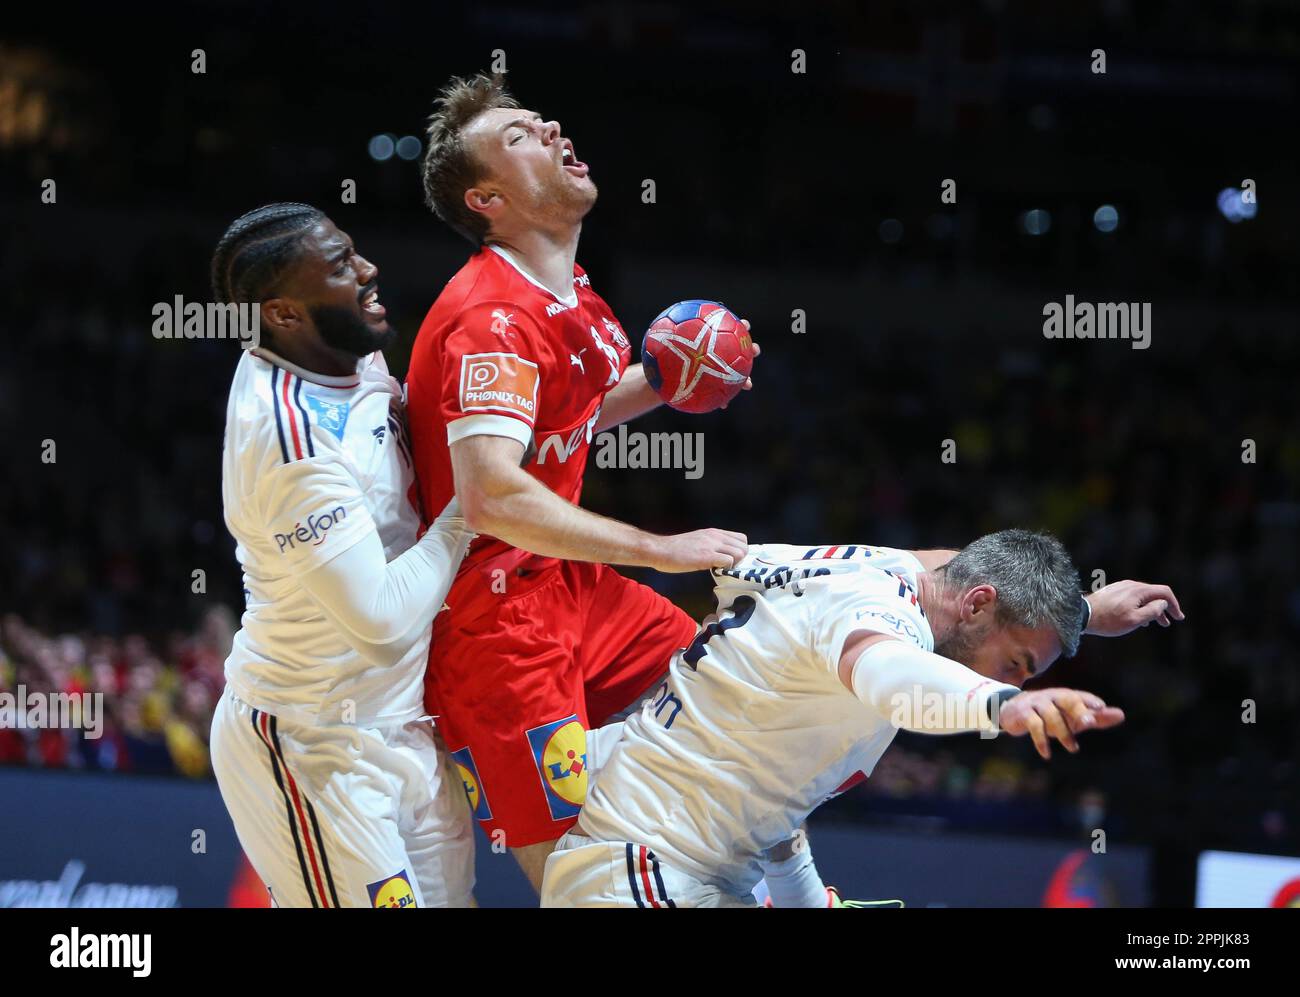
[1093,204,1119,233]
[1021,209,1052,236]
[368,134,396,161]
[396,136,422,160]
[1216,187,1257,223]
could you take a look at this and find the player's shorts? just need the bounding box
[210,687,475,907]
[426,559,698,847]
[540,831,757,908]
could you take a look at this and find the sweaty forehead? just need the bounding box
[295,220,350,261]
[272,220,345,295]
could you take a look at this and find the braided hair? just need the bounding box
[210,202,325,305]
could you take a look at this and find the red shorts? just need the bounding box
[425,559,697,847]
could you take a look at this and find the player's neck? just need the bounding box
[265,337,361,379]
[488,224,581,300]
[917,571,957,643]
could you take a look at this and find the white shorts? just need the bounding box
[540,831,756,908]
[211,687,474,908]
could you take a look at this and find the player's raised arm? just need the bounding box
[1084,579,1185,636]
[451,433,747,572]
[591,363,663,432]
[593,327,760,432]
[837,631,1124,758]
[836,631,1020,736]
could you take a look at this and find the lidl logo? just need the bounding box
[526,715,588,820]
[451,745,492,822]
[367,869,417,908]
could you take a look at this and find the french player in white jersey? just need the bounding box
[208,203,475,908]
[542,532,1182,907]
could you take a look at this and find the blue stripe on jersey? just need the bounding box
[292,376,316,458]
[648,851,677,908]
[625,843,645,908]
[269,368,290,464]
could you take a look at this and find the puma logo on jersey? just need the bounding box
[570,349,587,372]
[489,309,515,337]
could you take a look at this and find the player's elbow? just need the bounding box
[451,441,530,536]
[458,484,512,536]
[459,493,492,535]
[455,466,528,535]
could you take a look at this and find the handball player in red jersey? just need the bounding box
[407,73,758,890]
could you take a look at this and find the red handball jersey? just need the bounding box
[406,244,633,605]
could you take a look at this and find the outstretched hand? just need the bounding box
[997,688,1126,760]
[1086,580,1184,637]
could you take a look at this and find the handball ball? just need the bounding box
[641,300,753,413]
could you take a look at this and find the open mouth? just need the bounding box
[360,285,386,319]
[560,139,589,178]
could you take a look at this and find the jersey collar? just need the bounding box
[250,347,366,388]
[487,243,579,309]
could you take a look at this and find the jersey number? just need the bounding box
[681,596,756,670]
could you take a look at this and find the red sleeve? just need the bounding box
[442,301,546,448]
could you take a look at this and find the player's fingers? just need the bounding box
[750,341,761,356]
[1024,712,1050,760]
[712,530,748,545]
[1133,599,1168,627]
[1037,702,1079,753]
[1076,691,1108,711]
[721,541,749,564]
[1145,584,1184,620]
[1054,692,1097,734]
[741,377,754,391]
[740,318,750,330]
[1090,706,1126,729]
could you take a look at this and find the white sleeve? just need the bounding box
[255,456,377,572]
[297,499,473,648]
[849,639,1020,735]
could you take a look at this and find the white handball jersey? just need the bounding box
[578,542,933,897]
[221,347,428,727]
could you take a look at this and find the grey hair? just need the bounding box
[939,529,1085,657]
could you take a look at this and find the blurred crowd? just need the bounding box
[0,608,232,779]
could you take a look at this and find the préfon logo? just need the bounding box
[273,505,347,553]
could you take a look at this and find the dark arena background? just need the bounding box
[2,0,1298,934]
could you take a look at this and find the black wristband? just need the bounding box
[1080,594,1092,633]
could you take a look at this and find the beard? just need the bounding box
[309,302,396,357]
[933,619,990,667]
